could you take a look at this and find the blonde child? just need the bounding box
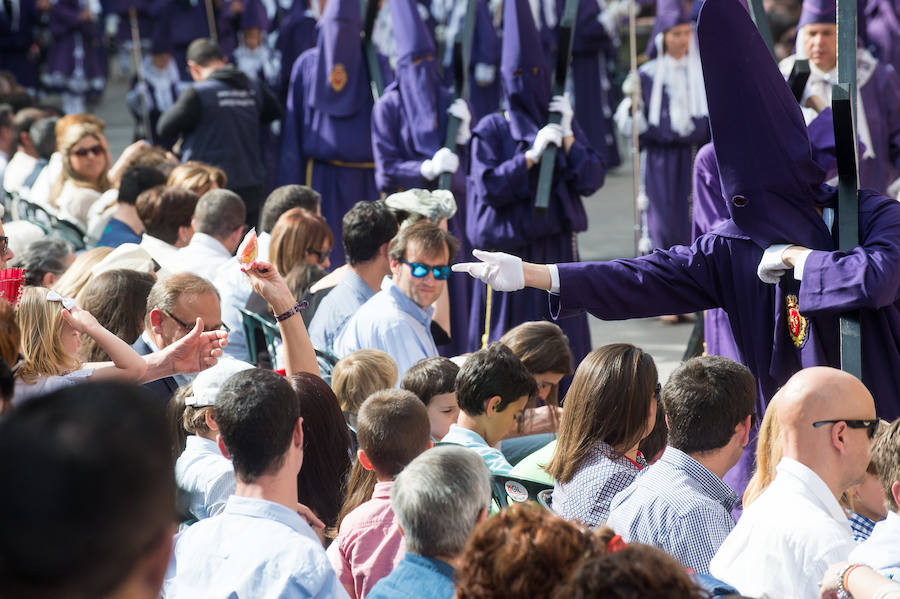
[14,286,147,404]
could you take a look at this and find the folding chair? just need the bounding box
[237,306,282,367]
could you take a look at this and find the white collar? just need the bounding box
[774,456,848,525]
[188,232,232,257]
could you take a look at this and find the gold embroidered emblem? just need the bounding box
[786,294,808,348]
[329,64,348,92]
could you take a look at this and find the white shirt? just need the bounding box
[164,495,349,598]
[710,457,856,598]
[175,435,235,522]
[174,232,233,283]
[849,510,900,580]
[2,151,37,193]
[139,234,181,274]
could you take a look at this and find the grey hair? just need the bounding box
[390,445,491,557]
[193,189,246,239]
[143,272,220,329]
[12,237,73,287]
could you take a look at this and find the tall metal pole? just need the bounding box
[128,7,152,141]
[628,0,642,257]
[834,0,862,377]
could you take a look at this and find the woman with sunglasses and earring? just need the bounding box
[48,122,112,233]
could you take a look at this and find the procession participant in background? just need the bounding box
[42,0,107,115]
[277,0,393,268]
[780,0,900,196]
[126,23,185,149]
[0,0,41,97]
[464,0,604,359]
[613,0,709,254]
[275,0,320,101]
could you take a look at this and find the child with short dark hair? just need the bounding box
[401,357,460,441]
[327,389,432,599]
[441,343,537,474]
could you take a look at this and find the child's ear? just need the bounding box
[485,395,501,416]
[358,449,375,471]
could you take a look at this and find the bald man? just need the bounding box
[709,367,878,598]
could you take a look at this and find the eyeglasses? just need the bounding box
[0,236,7,255]
[402,260,451,280]
[163,309,230,333]
[812,419,880,439]
[71,145,104,158]
[307,248,330,264]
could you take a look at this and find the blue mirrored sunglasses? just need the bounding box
[403,260,451,280]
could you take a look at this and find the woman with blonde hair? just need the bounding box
[13,286,147,404]
[49,123,112,231]
[742,396,782,508]
[167,161,227,196]
[547,343,658,526]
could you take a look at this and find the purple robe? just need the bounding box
[553,187,900,499]
[465,114,604,361]
[865,0,900,73]
[469,0,502,122]
[276,2,318,101]
[277,49,393,268]
[857,60,900,193]
[0,0,40,92]
[571,0,622,167]
[691,142,741,364]
[162,0,213,80]
[637,68,710,249]
[43,0,106,98]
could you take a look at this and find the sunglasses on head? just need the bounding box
[812,419,880,439]
[71,145,104,158]
[402,260,451,280]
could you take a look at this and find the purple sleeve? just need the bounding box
[560,122,606,196]
[799,191,900,313]
[469,118,531,209]
[277,53,308,186]
[553,239,723,320]
[372,92,430,192]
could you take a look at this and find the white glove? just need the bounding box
[451,249,525,292]
[756,244,791,284]
[420,147,460,180]
[524,124,564,164]
[622,70,641,97]
[448,98,472,146]
[135,81,149,97]
[474,62,497,86]
[549,93,574,137]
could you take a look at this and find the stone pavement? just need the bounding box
[94,76,694,381]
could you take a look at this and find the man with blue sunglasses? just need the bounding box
[335,218,459,378]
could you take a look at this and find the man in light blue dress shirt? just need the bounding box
[164,368,348,598]
[608,356,757,574]
[309,200,398,352]
[334,220,458,378]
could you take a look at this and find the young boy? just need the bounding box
[327,389,432,599]
[849,418,900,579]
[441,342,537,474]
[401,357,460,441]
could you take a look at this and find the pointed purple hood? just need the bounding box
[501,0,551,143]
[797,0,837,29]
[241,0,269,31]
[392,0,443,155]
[698,0,833,249]
[310,0,368,117]
[646,0,692,58]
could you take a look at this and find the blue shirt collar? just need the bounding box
[405,553,455,579]
[661,446,739,512]
[223,495,311,537]
[382,276,435,326]
[344,269,377,303]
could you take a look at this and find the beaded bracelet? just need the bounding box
[837,563,863,599]
[274,301,308,322]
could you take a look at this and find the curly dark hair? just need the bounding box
[553,543,710,599]
[455,503,606,599]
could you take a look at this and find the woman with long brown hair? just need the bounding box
[546,343,658,527]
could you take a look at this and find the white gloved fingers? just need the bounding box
[420,158,440,181]
[468,249,525,291]
[437,150,459,174]
[448,98,471,124]
[622,70,640,96]
[474,62,497,86]
[455,120,472,146]
[542,124,564,147]
[756,244,791,284]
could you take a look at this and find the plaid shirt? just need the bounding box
[848,511,876,543]
[607,447,739,574]
[552,441,646,527]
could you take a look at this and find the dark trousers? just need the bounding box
[232,184,265,229]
